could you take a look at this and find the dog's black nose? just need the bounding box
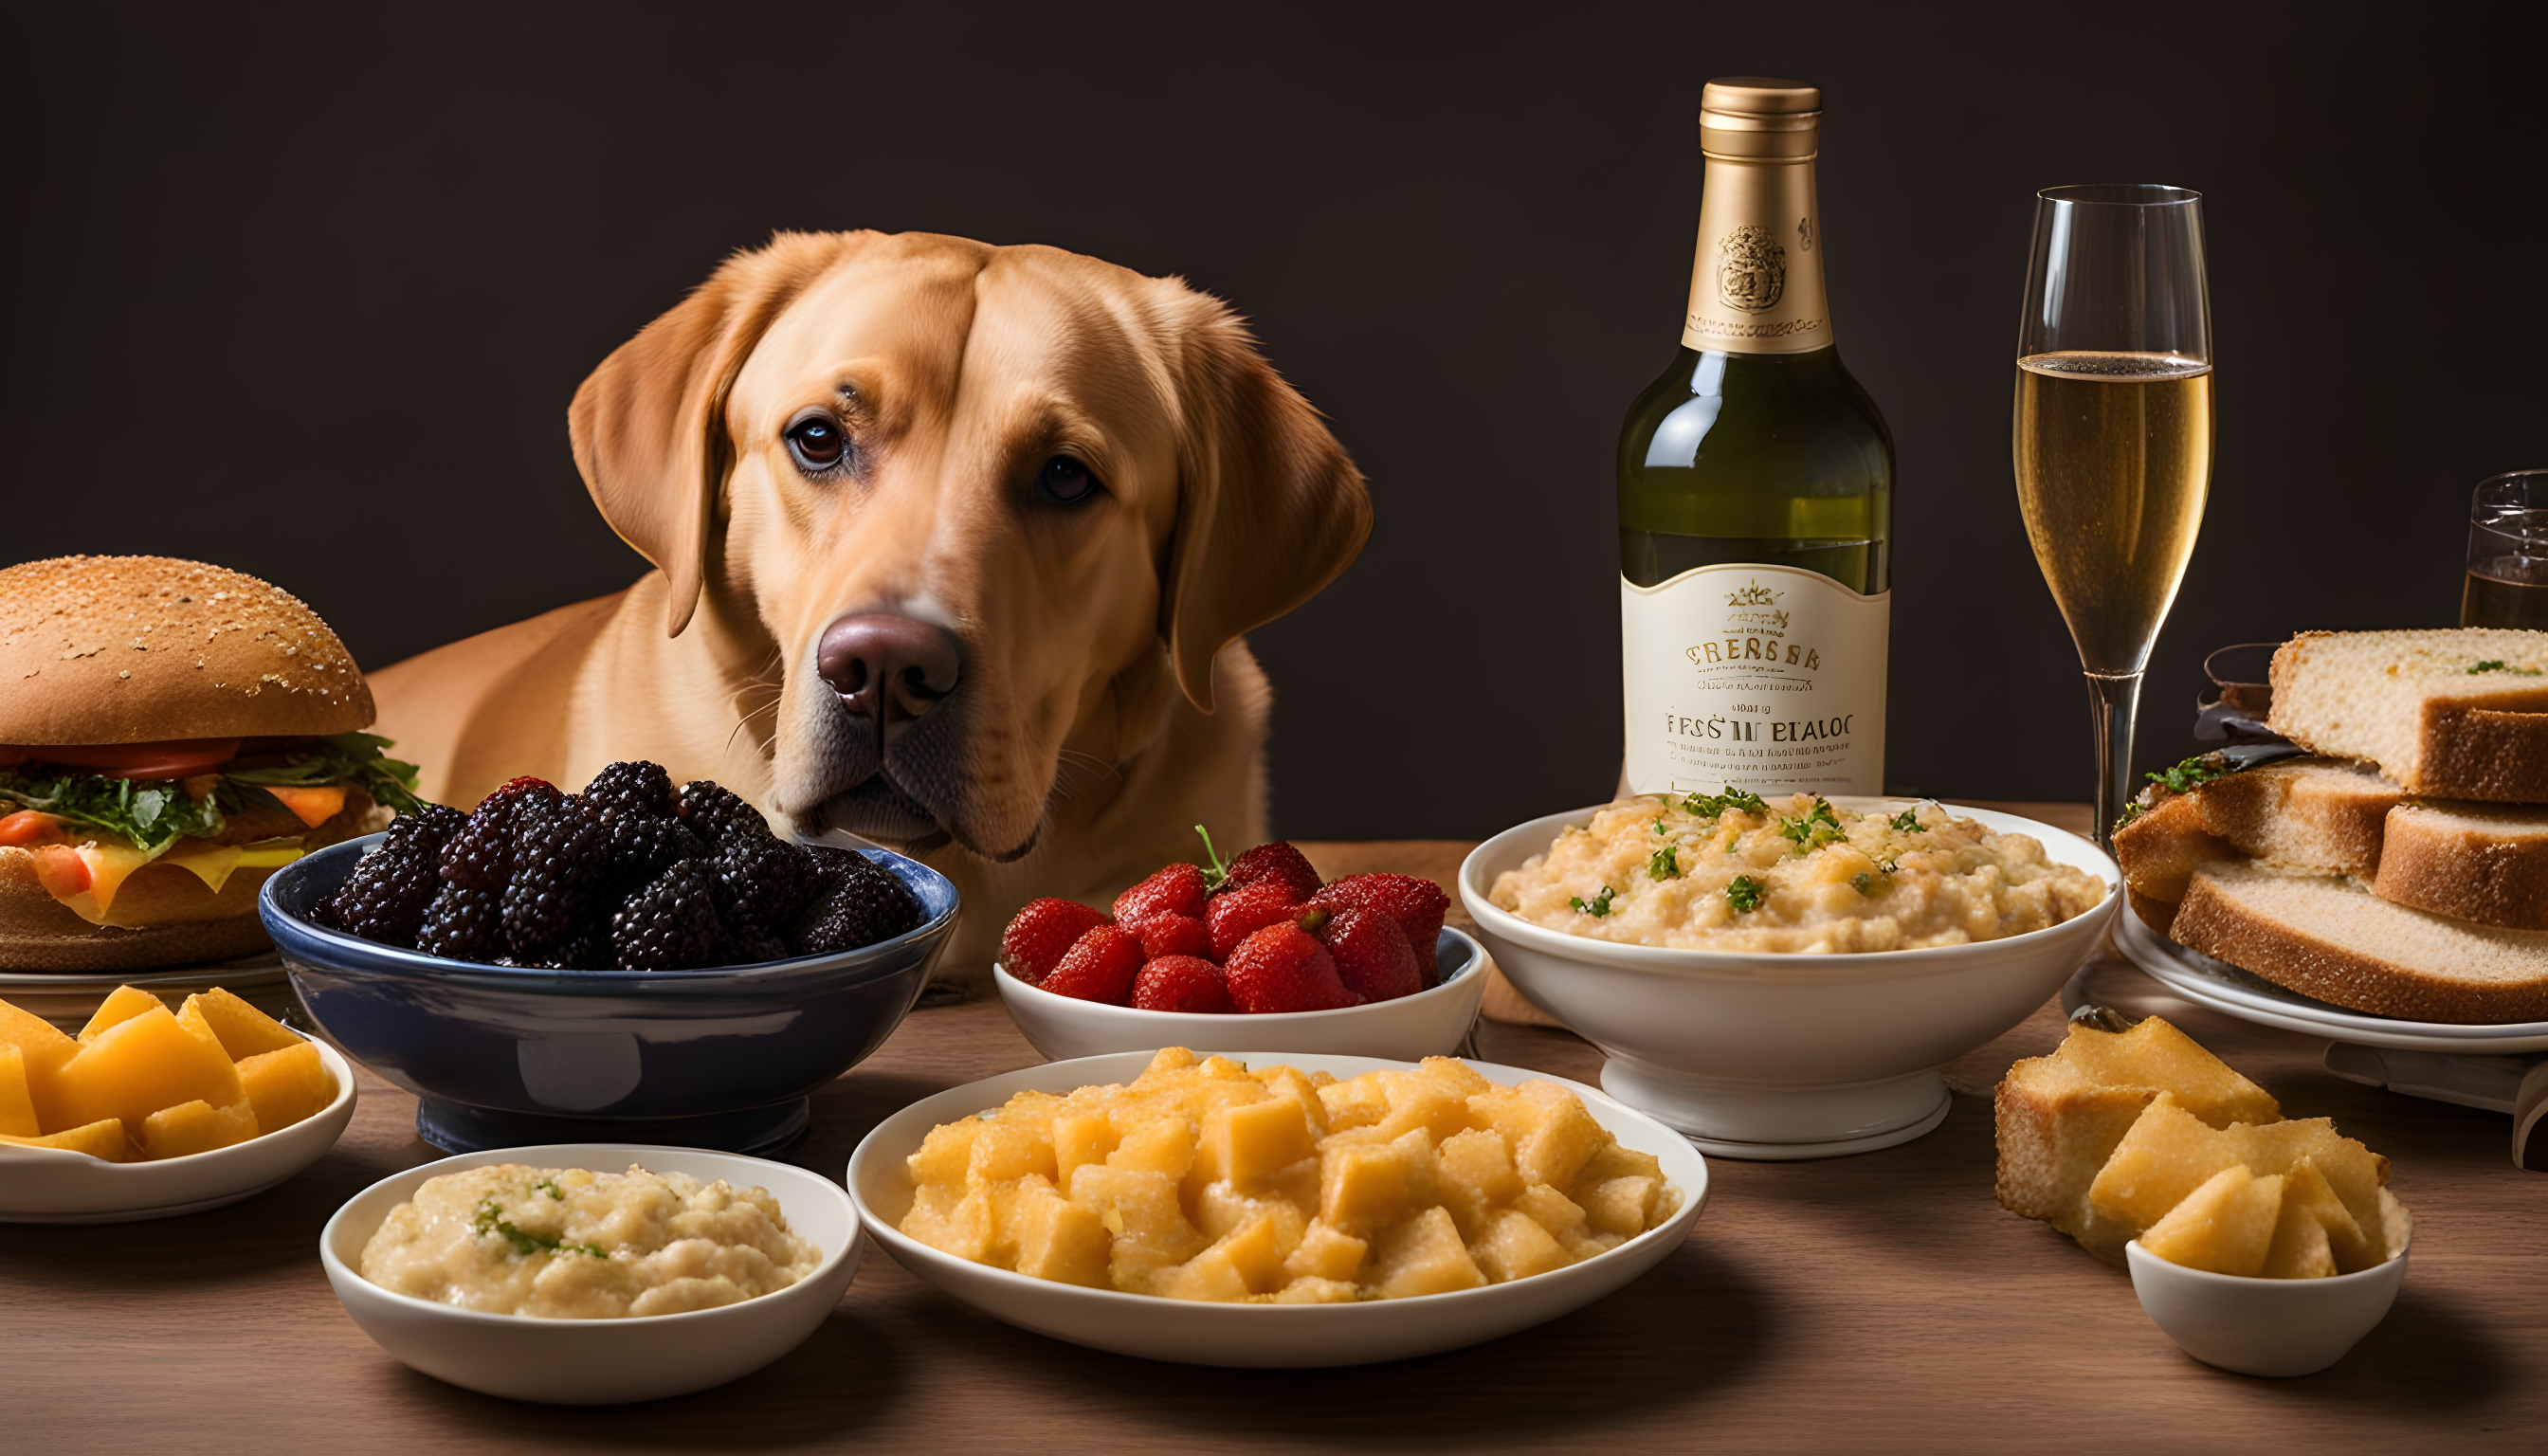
[817,613,961,727]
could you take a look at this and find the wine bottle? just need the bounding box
[1618,77,1895,797]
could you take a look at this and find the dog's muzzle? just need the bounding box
[810,612,967,850]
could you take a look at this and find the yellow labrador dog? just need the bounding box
[370,230,1370,977]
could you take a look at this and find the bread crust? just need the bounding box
[2171,864,2548,1024]
[2421,704,2548,802]
[2375,803,2548,931]
[0,555,373,744]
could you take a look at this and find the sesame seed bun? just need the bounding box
[0,555,373,745]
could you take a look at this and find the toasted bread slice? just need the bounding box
[2267,628,2548,802]
[2375,801,2548,931]
[2114,758,2398,905]
[2171,862,2548,1024]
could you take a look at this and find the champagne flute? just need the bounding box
[2012,184,2213,852]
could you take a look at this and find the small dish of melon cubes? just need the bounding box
[0,985,356,1224]
[847,1048,1711,1368]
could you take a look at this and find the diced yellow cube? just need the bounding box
[0,1001,78,1131]
[1470,1209,1574,1283]
[1434,1127,1522,1238]
[1319,1127,1434,1234]
[1319,1076,1392,1132]
[1010,1183,1112,1288]
[902,1184,993,1261]
[2281,1158,2373,1273]
[1583,1175,1662,1238]
[1270,1276,1358,1303]
[1067,1163,1205,1291]
[1375,1079,1477,1143]
[1372,1206,1486,1298]
[1104,1115,1196,1181]
[1153,1246,1251,1302]
[1,1116,135,1162]
[1515,1082,1608,1188]
[1202,1096,1317,1188]
[0,1044,38,1138]
[908,1118,986,1187]
[2263,1197,2337,1280]
[1416,1056,1494,1098]
[966,1118,1058,1189]
[236,1040,332,1135]
[1573,1141,1665,1190]
[140,1098,261,1160]
[1194,1180,1304,1247]
[1283,1218,1369,1283]
[1512,1182,1589,1240]
[1465,1086,1541,1151]
[51,1006,245,1133]
[2089,1096,2389,1254]
[1251,1065,1332,1138]
[180,987,302,1061]
[2138,1165,2284,1276]
[1144,1046,1200,1076]
[1050,1110,1117,1192]
[79,984,165,1042]
[2050,1016,2280,1128]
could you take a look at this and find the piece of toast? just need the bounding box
[2171,862,2548,1024]
[2114,757,2399,902]
[2375,801,2548,931]
[2267,628,2548,802]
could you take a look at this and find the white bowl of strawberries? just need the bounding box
[991,835,1488,1063]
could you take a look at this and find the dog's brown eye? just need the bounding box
[787,416,846,471]
[1038,455,1099,504]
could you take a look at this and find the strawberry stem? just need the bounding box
[1193,823,1230,892]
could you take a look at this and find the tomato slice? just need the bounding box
[15,738,243,780]
[0,810,66,846]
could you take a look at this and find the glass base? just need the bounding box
[415,1097,811,1156]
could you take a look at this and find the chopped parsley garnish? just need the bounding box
[473,1195,602,1259]
[2144,752,2233,798]
[1648,846,1679,881]
[2468,659,2542,676]
[1683,787,1766,819]
[1725,876,1765,914]
[1777,797,1846,855]
[1571,885,1617,917]
[534,1176,565,1201]
[1891,808,1921,833]
[1851,871,1876,897]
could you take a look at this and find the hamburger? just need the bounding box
[0,555,422,971]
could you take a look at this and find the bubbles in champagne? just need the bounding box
[2021,351,2210,382]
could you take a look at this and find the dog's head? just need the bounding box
[568,230,1370,858]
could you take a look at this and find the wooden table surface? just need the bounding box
[6,807,2543,1452]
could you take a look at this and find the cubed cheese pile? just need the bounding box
[0,985,334,1161]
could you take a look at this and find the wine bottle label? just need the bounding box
[1621,562,1888,795]
[1680,158,1832,355]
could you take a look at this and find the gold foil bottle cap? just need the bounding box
[1701,76,1820,160]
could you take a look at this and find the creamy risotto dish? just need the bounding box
[1489,791,2106,953]
[358,1163,823,1319]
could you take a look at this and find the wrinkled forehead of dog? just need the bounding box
[737,235,1191,480]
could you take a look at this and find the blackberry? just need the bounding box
[439,777,562,890]
[318,804,466,946]
[678,780,771,847]
[791,846,926,956]
[531,921,615,972]
[711,835,817,940]
[605,812,707,891]
[582,760,677,828]
[503,795,611,956]
[415,883,505,961]
[610,861,726,970]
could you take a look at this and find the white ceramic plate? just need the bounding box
[847,1050,1711,1368]
[320,1143,861,1405]
[2116,910,2548,1054]
[992,927,1489,1062]
[0,1032,357,1224]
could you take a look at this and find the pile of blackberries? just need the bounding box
[316,761,924,970]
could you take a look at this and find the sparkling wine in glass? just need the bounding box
[2462,469,2548,628]
[2012,185,2213,850]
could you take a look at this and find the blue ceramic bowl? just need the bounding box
[261,835,957,1155]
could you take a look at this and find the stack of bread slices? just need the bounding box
[2116,627,2548,1025]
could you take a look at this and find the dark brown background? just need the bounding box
[5,1,2541,836]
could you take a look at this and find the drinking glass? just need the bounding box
[2461,469,2548,628]
[2012,184,2213,851]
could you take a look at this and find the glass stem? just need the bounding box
[2084,671,2143,854]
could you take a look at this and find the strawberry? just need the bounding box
[1311,873,1450,985]
[1223,841,1324,902]
[1226,922,1359,1014]
[1040,923,1145,1004]
[1132,913,1211,961]
[1317,905,1421,1003]
[1206,881,1305,962]
[1131,955,1234,1012]
[998,898,1110,986]
[1114,861,1209,928]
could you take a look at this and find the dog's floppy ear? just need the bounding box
[569,231,856,636]
[1162,299,1374,712]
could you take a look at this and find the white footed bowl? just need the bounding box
[2125,1238,2409,1377]
[0,1034,356,1224]
[848,1050,1710,1367]
[993,928,1488,1062]
[320,1143,861,1404]
[1460,800,2119,1159]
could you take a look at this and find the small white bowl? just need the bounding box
[992,927,1490,1062]
[1462,800,2120,1159]
[2125,1237,2410,1377]
[0,1033,356,1225]
[320,1142,861,1405]
[847,1049,1710,1368]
